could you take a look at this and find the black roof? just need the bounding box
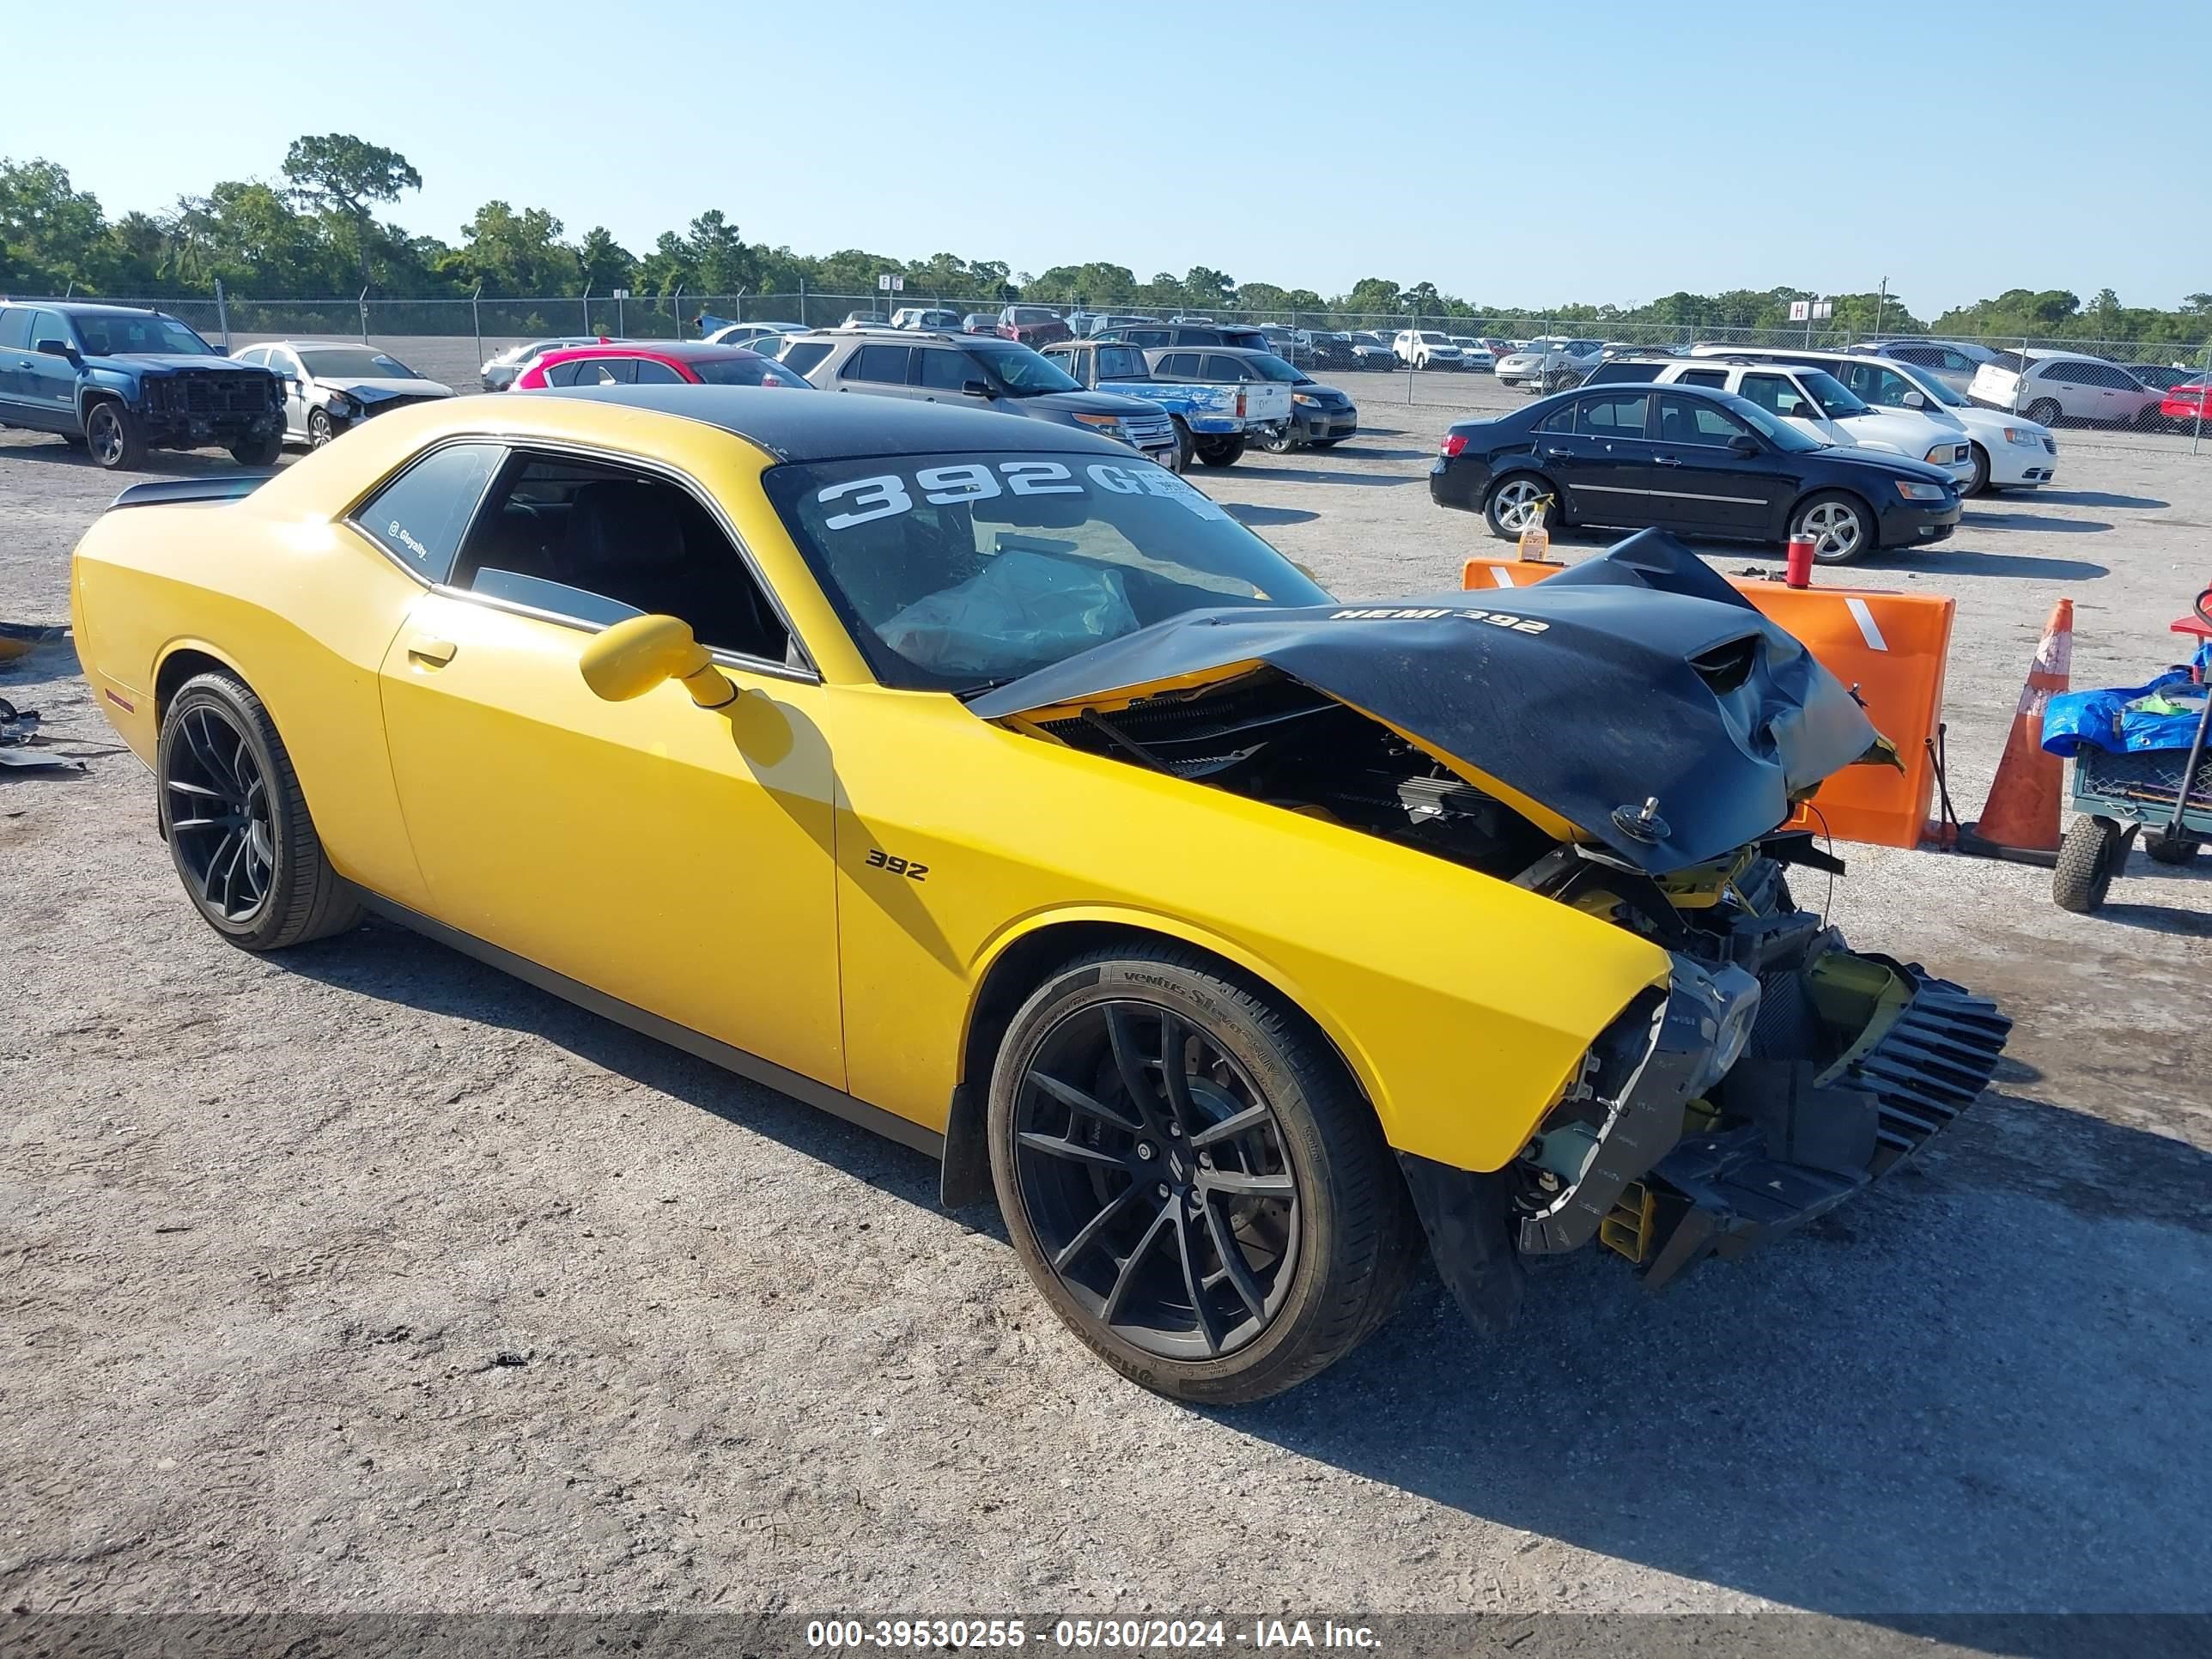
[2,301,178,319]
[543,384,1134,463]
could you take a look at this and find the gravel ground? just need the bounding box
[3,349,2208,1644]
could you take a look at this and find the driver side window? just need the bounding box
[452,450,793,666]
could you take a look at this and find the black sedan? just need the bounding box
[1430,381,1960,563]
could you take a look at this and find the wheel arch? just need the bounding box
[154,641,253,721]
[938,910,1383,1210]
[1486,465,1564,523]
[1786,480,1879,536]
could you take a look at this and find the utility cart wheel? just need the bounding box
[2052,815,2124,914]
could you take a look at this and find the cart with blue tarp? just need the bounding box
[2041,586,2212,913]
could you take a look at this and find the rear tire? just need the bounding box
[158,672,363,951]
[987,945,1419,1406]
[1484,473,1557,542]
[2025,398,2063,428]
[1790,490,1873,565]
[84,399,145,471]
[2052,815,2123,914]
[1194,435,1247,468]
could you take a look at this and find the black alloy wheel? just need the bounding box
[156,672,362,950]
[164,699,275,926]
[1011,999,1300,1363]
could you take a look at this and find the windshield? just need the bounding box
[299,346,418,380]
[1894,364,1965,406]
[967,341,1081,395]
[1006,307,1060,325]
[1247,353,1302,383]
[1726,395,1825,451]
[763,451,1333,692]
[1798,369,1869,416]
[72,313,216,356]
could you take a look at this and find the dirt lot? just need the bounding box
[3,346,2209,1644]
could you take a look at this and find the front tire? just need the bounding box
[1966,442,1991,497]
[1170,416,1194,472]
[158,672,363,951]
[1194,435,1247,468]
[2052,815,2124,914]
[1790,490,1872,564]
[987,946,1419,1405]
[1257,424,1299,454]
[84,399,145,471]
[307,407,335,448]
[1484,472,1557,542]
[230,431,283,467]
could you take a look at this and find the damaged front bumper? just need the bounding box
[1402,934,2011,1331]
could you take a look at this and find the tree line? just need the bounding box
[4,136,2208,347]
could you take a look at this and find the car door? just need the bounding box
[915,343,992,408]
[835,342,919,404]
[265,346,310,437]
[1569,389,1662,525]
[19,309,81,430]
[0,307,36,416]
[1534,390,1656,526]
[372,443,845,1090]
[1650,394,1784,534]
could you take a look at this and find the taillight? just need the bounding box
[1236,389,1247,418]
[1440,433,1468,457]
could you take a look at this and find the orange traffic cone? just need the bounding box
[1964,598,2073,858]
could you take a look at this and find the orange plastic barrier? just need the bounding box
[1461,556,1954,849]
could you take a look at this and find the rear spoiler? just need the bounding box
[109,473,277,511]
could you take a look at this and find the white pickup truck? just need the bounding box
[1042,339,1293,468]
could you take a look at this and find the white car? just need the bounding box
[1448,336,1495,371]
[1662,355,1978,489]
[702,321,806,350]
[1394,329,1464,369]
[1967,349,2165,429]
[1496,337,1602,391]
[1712,348,2057,495]
[230,340,454,448]
[889,307,963,331]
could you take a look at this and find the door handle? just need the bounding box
[1542,446,1571,458]
[405,635,457,666]
[1653,454,1682,465]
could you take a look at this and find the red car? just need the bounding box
[2159,382,2211,425]
[511,340,812,391]
[994,305,1073,348]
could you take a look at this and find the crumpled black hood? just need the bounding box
[970,530,1879,872]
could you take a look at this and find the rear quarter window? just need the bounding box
[350,442,506,585]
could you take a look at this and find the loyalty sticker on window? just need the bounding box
[814,460,1226,531]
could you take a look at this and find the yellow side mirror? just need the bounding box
[579,613,737,708]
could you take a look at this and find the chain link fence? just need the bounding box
[15,288,2208,454]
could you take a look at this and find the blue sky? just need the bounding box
[13,0,2207,314]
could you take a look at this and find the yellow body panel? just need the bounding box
[71,392,1671,1177]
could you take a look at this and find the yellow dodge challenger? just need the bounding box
[70,387,2008,1403]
